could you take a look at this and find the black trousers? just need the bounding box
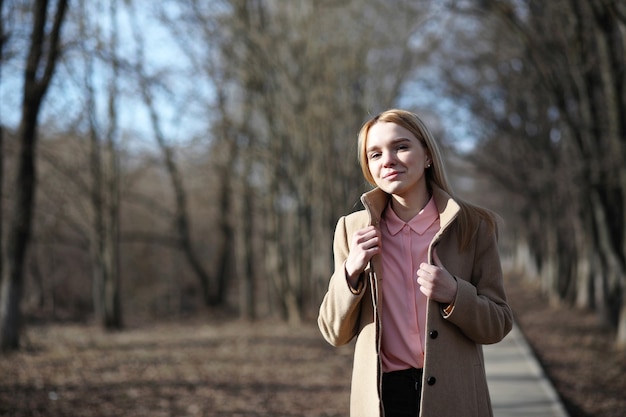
[382,368,423,417]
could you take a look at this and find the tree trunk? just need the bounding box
[82,0,123,329]
[0,0,68,352]
[140,72,213,308]
[574,213,594,310]
[240,187,256,320]
[617,303,626,350]
[102,0,122,329]
[0,0,4,328]
[211,120,237,307]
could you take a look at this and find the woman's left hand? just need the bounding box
[416,250,458,304]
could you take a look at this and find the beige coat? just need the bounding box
[318,186,513,417]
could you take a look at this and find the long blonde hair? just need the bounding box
[357,109,497,249]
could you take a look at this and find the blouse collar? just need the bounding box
[383,197,439,236]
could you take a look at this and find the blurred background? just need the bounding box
[1,0,625,351]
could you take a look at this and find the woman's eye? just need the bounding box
[368,152,381,160]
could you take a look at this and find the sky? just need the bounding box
[0,1,479,154]
[0,2,208,149]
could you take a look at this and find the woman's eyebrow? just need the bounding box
[392,137,412,144]
[367,137,411,152]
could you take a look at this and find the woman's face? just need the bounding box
[365,121,430,199]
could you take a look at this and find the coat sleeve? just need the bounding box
[318,216,367,347]
[442,219,513,345]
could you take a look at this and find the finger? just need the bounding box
[364,239,380,252]
[419,262,436,274]
[418,280,434,298]
[364,228,381,248]
[416,275,430,288]
[416,270,435,289]
[355,229,376,245]
[360,226,379,240]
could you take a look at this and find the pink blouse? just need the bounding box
[379,197,440,372]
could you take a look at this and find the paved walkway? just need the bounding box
[484,324,570,417]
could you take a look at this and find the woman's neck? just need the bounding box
[390,189,431,222]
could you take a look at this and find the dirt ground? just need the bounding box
[505,275,626,417]
[0,317,355,417]
[1,277,625,417]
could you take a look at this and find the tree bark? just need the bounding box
[0,0,68,351]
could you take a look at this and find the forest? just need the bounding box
[1,0,626,353]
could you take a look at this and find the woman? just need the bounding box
[318,109,513,417]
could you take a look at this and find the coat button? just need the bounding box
[429,330,438,339]
[427,376,436,386]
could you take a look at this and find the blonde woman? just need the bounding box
[318,109,512,417]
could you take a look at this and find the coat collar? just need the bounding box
[360,184,461,232]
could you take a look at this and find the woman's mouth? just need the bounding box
[383,171,402,180]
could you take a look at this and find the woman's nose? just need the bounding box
[382,152,396,166]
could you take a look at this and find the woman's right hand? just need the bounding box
[345,225,381,287]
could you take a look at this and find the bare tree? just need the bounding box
[493,0,626,348]
[0,0,6,324]
[212,0,435,322]
[437,0,626,347]
[79,0,123,329]
[0,0,68,352]
[0,0,452,326]
[127,2,217,308]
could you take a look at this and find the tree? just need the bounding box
[212,0,435,322]
[128,1,217,309]
[79,0,123,329]
[156,0,436,322]
[494,0,626,348]
[0,0,6,331]
[0,0,455,326]
[437,0,626,348]
[0,0,68,352]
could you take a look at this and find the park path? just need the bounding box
[484,324,570,417]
